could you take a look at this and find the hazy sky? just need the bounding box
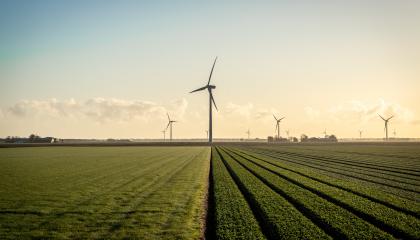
[1,1,420,139]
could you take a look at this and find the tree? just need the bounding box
[300,134,308,142]
[29,134,40,142]
[328,135,338,142]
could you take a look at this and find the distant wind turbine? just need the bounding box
[378,114,393,140]
[206,130,208,139]
[323,129,327,138]
[166,113,177,141]
[359,130,363,139]
[190,57,218,143]
[286,130,290,138]
[246,129,251,140]
[393,128,396,138]
[162,129,166,141]
[273,115,285,139]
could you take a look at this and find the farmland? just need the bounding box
[0,147,210,239]
[1,143,420,239]
[211,144,420,239]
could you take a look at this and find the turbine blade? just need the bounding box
[378,114,385,121]
[210,91,218,111]
[166,122,170,131]
[167,113,170,121]
[207,57,218,85]
[280,117,285,121]
[190,86,207,93]
[273,115,278,121]
[387,115,394,121]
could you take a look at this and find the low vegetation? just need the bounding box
[0,147,210,239]
[1,143,419,239]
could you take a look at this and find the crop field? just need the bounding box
[211,144,420,239]
[0,147,210,239]
[1,144,419,239]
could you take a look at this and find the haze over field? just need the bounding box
[1,1,419,139]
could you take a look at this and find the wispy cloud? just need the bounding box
[223,102,254,118]
[4,98,188,123]
[328,99,416,124]
[305,99,418,124]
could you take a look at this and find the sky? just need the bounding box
[1,1,420,139]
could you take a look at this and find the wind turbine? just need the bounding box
[273,115,285,139]
[378,114,393,140]
[166,113,177,141]
[286,130,290,138]
[246,129,251,140]
[206,130,208,140]
[323,129,327,138]
[190,57,218,143]
[359,130,363,139]
[393,129,396,138]
[162,129,166,141]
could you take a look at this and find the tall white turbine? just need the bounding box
[378,114,393,140]
[190,57,218,143]
[246,129,251,140]
[323,129,327,138]
[273,115,285,139]
[166,113,177,141]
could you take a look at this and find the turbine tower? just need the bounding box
[162,129,166,141]
[393,129,396,138]
[286,130,290,138]
[323,129,327,138]
[206,130,208,140]
[190,57,218,143]
[359,130,363,139]
[166,113,177,141]
[246,129,250,140]
[273,115,285,139]
[378,114,393,140]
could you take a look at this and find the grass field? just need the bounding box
[212,144,420,239]
[0,147,210,239]
[1,144,419,239]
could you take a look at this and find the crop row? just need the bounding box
[225,147,420,239]
[256,147,420,183]
[278,145,420,168]
[218,147,393,239]
[234,147,420,217]
[258,146,420,174]
[210,148,266,239]
[253,147,420,189]
[215,147,331,239]
[248,147,420,195]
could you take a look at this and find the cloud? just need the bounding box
[328,99,416,124]
[4,98,188,123]
[223,102,254,118]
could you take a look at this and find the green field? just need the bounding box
[0,147,210,239]
[1,144,420,239]
[212,144,420,239]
